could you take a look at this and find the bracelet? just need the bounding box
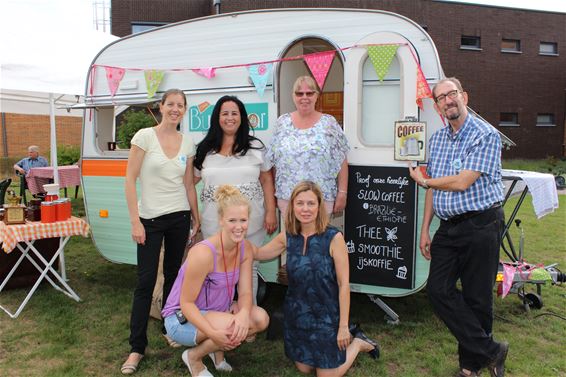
[338,190,347,194]
[420,179,429,189]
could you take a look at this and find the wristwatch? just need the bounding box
[421,179,429,189]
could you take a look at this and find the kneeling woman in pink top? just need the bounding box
[161,185,269,376]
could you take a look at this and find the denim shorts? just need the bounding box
[164,310,208,347]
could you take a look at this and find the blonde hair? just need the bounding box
[285,181,329,236]
[292,75,320,93]
[215,185,250,217]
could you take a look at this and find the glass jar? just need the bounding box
[27,199,42,221]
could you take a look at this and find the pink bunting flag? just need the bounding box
[192,67,216,79]
[104,66,126,96]
[304,50,336,90]
[416,65,433,110]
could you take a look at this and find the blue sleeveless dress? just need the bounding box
[283,226,345,369]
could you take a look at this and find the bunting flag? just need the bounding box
[304,50,335,90]
[367,45,399,81]
[192,67,216,79]
[144,70,165,98]
[247,63,273,97]
[104,66,126,96]
[416,66,433,110]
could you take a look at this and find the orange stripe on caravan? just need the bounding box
[82,159,128,177]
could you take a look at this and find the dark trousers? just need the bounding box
[427,206,504,371]
[129,210,190,354]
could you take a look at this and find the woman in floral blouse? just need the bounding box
[266,75,349,216]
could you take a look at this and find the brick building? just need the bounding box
[0,113,82,160]
[110,0,565,159]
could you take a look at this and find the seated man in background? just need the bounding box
[13,145,49,202]
[14,145,48,175]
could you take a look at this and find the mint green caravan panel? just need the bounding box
[83,176,137,265]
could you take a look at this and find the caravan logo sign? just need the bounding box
[188,102,269,132]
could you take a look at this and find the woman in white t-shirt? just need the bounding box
[121,89,200,375]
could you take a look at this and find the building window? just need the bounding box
[499,112,519,127]
[536,113,555,127]
[539,42,558,56]
[460,35,481,50]
[131,22,167,34]
[501,39,521,53]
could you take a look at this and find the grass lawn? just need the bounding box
[0,180,565,376]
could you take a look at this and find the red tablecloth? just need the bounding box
[26,165,81,195]
[0,216,90,253]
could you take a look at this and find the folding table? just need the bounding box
[0,217,90,318]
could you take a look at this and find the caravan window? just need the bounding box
[92,104,160,153]
[360,55,400,146]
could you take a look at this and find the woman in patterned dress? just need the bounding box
[255,181,379,376]
[266,76,349,216]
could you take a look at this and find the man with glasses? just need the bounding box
[409,78,507,377]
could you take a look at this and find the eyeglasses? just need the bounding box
[294,91,317,97]
[435,89,461,103]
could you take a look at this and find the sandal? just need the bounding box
[162,333,182,348]
[354,329,380,360]
[208,352,233,372]
[120,352,144,375]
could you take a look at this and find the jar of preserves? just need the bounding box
[41,202,56,223]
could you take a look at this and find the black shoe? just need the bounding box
[348,323,361,337]
[354,329,380,360]
[487,342,509,377]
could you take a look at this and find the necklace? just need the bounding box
[220,233,239,307]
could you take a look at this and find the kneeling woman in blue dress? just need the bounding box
[255,181,379,376]
[161,185,269,376]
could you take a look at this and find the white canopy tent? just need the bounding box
[0,0,118,183]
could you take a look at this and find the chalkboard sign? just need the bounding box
[344,165,417,289]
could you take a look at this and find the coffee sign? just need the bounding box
[394,121,426,161]
[345,165,417,289]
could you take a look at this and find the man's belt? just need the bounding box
[444,203,502,224]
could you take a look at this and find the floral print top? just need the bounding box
[266,113,349,201]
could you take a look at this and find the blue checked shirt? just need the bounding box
[16,156,48,173]
[427,114,504,220]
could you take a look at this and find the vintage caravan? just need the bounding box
[81,8,461,321]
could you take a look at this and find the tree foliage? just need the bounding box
[117,110,155,148]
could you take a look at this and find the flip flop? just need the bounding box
[120,353,143,375]
[208,352,233,372]
[182,350,214,377]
